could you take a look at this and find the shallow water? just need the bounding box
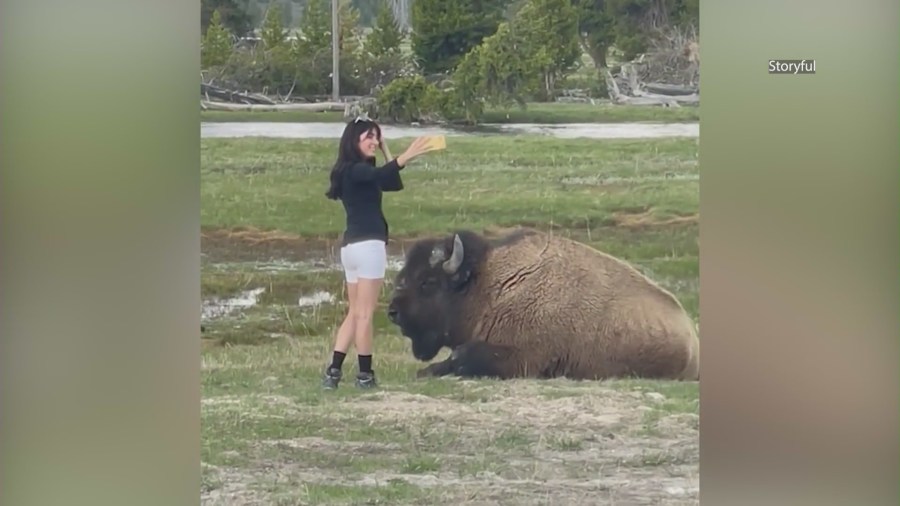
[297,291,335,308]
[200,122,699,140]
[202,287,266,321]
[205,256,406,274]
[201,257,407,321]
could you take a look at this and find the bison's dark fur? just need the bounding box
[387,228,700,381]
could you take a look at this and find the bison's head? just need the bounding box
[387,232,482,361]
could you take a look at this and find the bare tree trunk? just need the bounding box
[590,45,607,69]
[578,34,607,70]
[390,0,411,31]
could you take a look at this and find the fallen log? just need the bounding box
[604,68,699,107]
[200,83,276,105]
[603,69,671,106]
[201,100,347,112]
[640,92,699,105]
[631,86,700,105]
[644,82,699,96]
[618,96,684,107]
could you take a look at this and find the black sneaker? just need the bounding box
[355,371,377,389]
[321,367,342,389]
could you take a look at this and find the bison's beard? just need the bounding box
[392,315,447,361]
[405,329,444,361]
[411,336,443,361]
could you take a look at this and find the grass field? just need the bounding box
[201,133,700,504]
[200,101,700,124]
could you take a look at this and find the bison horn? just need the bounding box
[443,234,464,274]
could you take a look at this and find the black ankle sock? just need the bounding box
[358,354,372,373]
[330,351,346,370]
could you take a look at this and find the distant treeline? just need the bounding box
[201,0,698,124]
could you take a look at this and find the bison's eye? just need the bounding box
[419,278,439,293]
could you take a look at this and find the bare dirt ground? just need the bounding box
[200,225,548,263]
[201,378,699,505]
[200,216,699,264]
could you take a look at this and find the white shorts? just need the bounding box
[340,239,387,283]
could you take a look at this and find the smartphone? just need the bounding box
[422,135,447,151]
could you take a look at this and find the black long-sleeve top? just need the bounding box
[339,158,405,247]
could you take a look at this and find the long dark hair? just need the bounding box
[325,119,382,200]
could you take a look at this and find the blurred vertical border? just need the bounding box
[700,0,899,504]
[1,0,200,505]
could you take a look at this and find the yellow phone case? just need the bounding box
[423,135,447,151]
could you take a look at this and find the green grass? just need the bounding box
[479,102,699,124]
[201,135,698,238]
[200,132,700,504]
[200,101,699,124]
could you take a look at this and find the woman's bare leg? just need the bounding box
[353,277,383,386]
[332,282,358,354]
[322,282,358,389]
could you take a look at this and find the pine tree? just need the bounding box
[297,0,332,56]
[202,10,233,68]
[260,3,288,51]
[411,0,511,74]
[366,0,403,55]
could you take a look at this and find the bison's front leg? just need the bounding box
[446,341,520,379]
[415,358,455,379]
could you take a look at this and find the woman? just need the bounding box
[322,118,434,389]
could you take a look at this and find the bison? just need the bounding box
[386,228,700,381]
